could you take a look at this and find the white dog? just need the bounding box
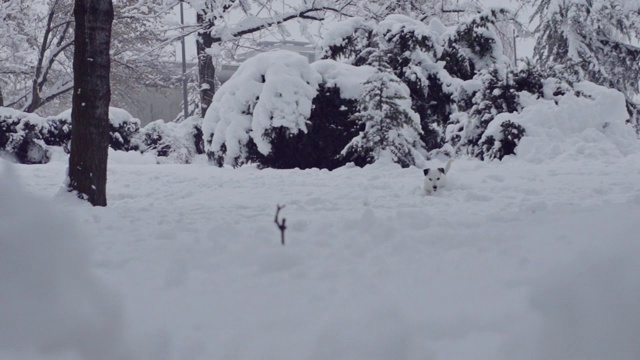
[423,159,452,195]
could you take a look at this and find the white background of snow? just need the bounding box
[0,166,129,360]
[2,3,639,358]
[3,118,640,359]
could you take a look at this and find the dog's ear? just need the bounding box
[438,167,445,174]
[423,169,430,176]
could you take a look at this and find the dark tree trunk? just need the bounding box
[197,12,216,117]
[0,86,3,107]
[68,0,114,207]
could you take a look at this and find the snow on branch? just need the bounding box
[166,3,345,44]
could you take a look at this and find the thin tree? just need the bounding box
[1,0,171,114]
[67,0,114,206]
[196,7,217,116]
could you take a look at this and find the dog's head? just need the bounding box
[423,167,447,193]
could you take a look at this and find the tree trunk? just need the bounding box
[0,86,3,107]
[24,79,41,113]
[197,12,216,117]
[68,0,114,207]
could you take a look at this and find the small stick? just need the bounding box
[274,204,287,246]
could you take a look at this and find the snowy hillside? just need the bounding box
[2,143,640,359]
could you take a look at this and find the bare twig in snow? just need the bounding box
[274,204,287,246]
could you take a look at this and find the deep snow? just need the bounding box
[2,147,640,360]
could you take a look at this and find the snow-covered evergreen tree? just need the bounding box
[321,10,512,152]
[531,0,640,128]
[447,66,544,159]
[531,0,640,100]
[341,52,424,167]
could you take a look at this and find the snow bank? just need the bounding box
[0,163,128,360]
[503,202,640,360]
[484,81,639,162]
[11,149,640,359]
[108,148,157,165]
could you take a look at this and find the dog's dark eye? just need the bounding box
[437,178,440,180]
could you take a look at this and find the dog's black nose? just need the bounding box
[433,186,438,191]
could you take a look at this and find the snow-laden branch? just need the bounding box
[39,26,73,90]
[165,4,344,45]
[22,79,73,112]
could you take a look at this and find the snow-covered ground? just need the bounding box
[2,146,640,359]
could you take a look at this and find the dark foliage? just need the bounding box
[1,110,146,164]
[478,120,526,160]
[238,84,360,170]
[297,85,360,169]
[192,122,205,154]
[139,121,172,157]
[110,120,140,151]
[448,65,546,159]
[42,116,72,150]
[0,113,51,164]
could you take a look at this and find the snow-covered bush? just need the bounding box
[341,52,425,168]
[299,60,374,169]
[1,107,143,164]
[137,116,204,164]
[447,67,535,159]
[40,115,72,150]
[446,64,585,159]
[320,11,511,152]
[447,71,638,161]
[57,107,141,152]
[0,107,52,164]
[477,119,526,160]
[107,107,141,151]
[203,50,321,168]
